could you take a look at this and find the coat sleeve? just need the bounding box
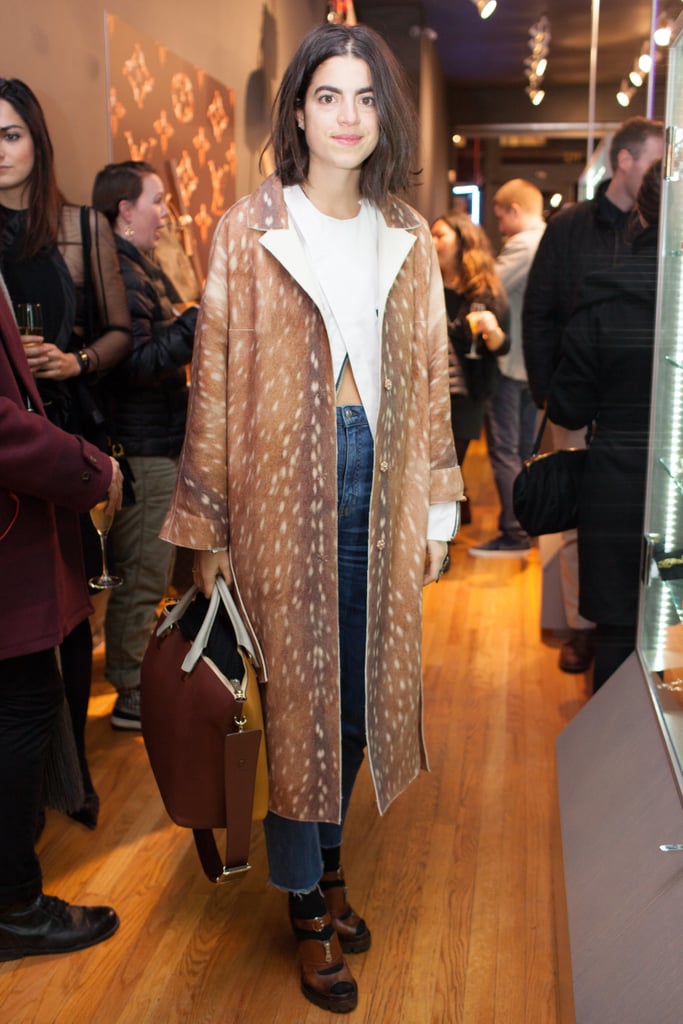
[522,220,564,408]
[426,243,465,504]
[547,305,600,430]
[119,262,196,385]
[0,396,113,511]
[161,214,231,551]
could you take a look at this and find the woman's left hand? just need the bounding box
[29,342,80,380]
[424,539,449,585]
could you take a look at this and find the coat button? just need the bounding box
[379,460,389,472]
[383,378,392,391]
[81,472,91,482]
[376,538,386,550]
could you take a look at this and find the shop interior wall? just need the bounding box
[0,0,321,206]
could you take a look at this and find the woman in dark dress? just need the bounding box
[431,213,509,522]
[548,160,661,691]
[0,79,131,827]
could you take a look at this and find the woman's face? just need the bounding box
[0,99,35,209]
[122,172,168,251]
[431,219,459,277]
[298,54,379,181]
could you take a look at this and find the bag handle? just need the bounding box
[156,579,258,674]
[530,409,549,459]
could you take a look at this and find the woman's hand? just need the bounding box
[27,342,80,380]
[465,309,506,352]
[424,539,449,585]
[192,548,233,597]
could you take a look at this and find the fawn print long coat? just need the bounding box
[162,174,463,822]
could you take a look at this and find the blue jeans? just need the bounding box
[263,407,373,892]
[484,374,537,541]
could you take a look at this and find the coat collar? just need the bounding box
[248,175,419,319]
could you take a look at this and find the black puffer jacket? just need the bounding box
[547,226,657,626]
[106,236,197,457]
[522,180,631,407]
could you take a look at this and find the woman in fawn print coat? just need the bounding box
[162,23,463,1013]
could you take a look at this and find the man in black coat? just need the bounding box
[522,116,663,675]
[547,161,660,691]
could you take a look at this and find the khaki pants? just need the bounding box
[105,455,178,693]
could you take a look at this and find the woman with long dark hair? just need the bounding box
[162,23,463,1013]
[0,78,131,827]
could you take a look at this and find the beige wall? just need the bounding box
[1,1,445,221]
[0,0,321,204]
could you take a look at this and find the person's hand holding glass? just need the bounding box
[15,301,85,380]
[465,303,507,354]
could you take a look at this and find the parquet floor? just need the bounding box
[0,436,588,1023]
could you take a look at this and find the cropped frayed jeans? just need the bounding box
[263,407,373,892]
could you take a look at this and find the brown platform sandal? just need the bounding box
[290,911,358,1014]
[320,867,372,953]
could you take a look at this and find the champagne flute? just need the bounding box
[89,501,123,590]
[15,303,44,348]
[465,302,486,360]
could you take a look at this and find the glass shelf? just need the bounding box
[638,14,683,798]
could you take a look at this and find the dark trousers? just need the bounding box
[593,624,636,692]
[0,648,63,907]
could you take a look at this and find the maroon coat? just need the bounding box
[0,284,113,660]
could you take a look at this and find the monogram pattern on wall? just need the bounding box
[106,14,236,280]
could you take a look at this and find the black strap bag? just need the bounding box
[513,411,588,536]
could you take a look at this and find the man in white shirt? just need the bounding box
[470,178,545,557]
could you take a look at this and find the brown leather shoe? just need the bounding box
[320,868,371,953]
[290,911,358,1013]
[559,629,596,674]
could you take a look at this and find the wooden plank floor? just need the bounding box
[0,437,588,1023]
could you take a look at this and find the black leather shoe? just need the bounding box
[0,894,119,961]
[559,629,596,674]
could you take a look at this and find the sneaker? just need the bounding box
[468,534,531,558]
[111,688,141,731]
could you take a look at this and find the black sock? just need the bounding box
[321,845,341,874]
[288,885,326,921]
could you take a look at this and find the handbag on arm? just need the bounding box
[512,409,588,536]
[140,575,269,883]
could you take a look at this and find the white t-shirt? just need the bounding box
[284,185,457,542]
[285,185,382,434]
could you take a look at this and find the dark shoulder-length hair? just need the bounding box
[92,160,157,226]
[0,78,65,258]
[267,23,418,204]
[433,211,507,314]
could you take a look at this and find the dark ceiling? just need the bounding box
[354,0,677,201]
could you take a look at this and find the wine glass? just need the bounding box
[465,302,486,360]
[15,303,44,348]
[89,502,123,590]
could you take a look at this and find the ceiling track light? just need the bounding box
[525,16,551,106]
[471,0,497,20]
[616,79,635,107]
[629,61,645,88]
[654,13,674,48]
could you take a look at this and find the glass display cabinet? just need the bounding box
[639,12,683,799]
